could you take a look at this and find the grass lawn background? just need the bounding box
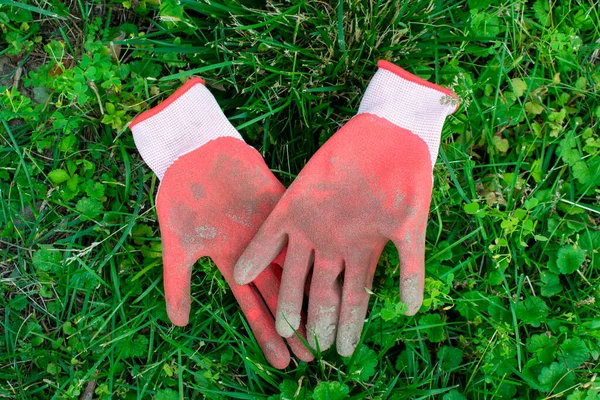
[1,0,599,398]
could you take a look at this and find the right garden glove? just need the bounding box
[129,77,313,369]
[234,60,459,356]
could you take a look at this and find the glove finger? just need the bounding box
[224,268,291,369]
[272,246,287,268]
[336,248,382,357]
[252,263,282,313]
[162,235,194,326]
[393,225,426,316]
[252,263,314,362]
[234,219,287,285]
[306,256,343,351]
[275,240,314,338]
[284,312,315,363]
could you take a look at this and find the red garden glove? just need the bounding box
[234,61,459,356]
[129,78,313,368]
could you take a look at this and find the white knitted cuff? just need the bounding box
[357,60,459,167]
[129,78,244,180]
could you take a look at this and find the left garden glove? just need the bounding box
[129,77,313,369]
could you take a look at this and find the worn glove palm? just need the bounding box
[234,61,458,356]
[130,78,313,368]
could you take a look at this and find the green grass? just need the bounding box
[1,0,599,398]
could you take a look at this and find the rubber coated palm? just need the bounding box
[158,137,312,368]
[234,114,433,356]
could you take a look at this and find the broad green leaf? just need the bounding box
[468,0,499,9]
[435,241,454,262]
[566,388,600,400]
[575,76,587,90]
[33,85,50,104]
[312,381,349,400]
[159,0,186,23]
[76,197,103,220]
[533,0,550,26]
[548,108,566,123]
[277,381,294,399]
[556,245,585,274]
[580,231,600,267]
[443,390,467,400]
[220,348,233,365]
[48,169,70,185]
[556,138,580,166]
[525,101,544,115]
[62,321,77,335]
[538,362,575,392]
[279,379,311,400]
[132,224,154,238]
[573,161,591,185]
[25,321,44,346]
[345,345,377,381]
[487,269,504,286]
[141,242,162,259]
[9,295,28,311]
[488,296,511,323]
[524,198,539,210]
[395,350,410,372]
[58,134,77,152]
[154,389,179,400]
[516,297,549,327]
[470,11,500,37]
[85,181,105,200]
[32,249,62,273]
[527,334,556,363]
[559,338,590,369]
[456,291,486,321]
[419,313,445,342]
[529,158,543,182]
[380,306,397,321]
[483,345,517,376]
[72,269,99,290]
[540,272,562,297]
[65,174,80,195]
[163,364,174,377]
[464,202,480,215]
[492,136,509,153]
[496,382,518,398]
[511,78,527,97]
[120,335,149,359]
[47,363,58,374]
[437,346,463,371]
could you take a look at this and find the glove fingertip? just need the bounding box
[266,350,291,370]
[400,282,423,316]
[233,259,260,285]
[275,314,301,338]
[167,303,190,326]
[287,326,315,363]
[337,337,358,358]
[290,340,315,363]
[235,228,288,285]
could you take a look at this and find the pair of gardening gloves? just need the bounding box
[129,60,458,368]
